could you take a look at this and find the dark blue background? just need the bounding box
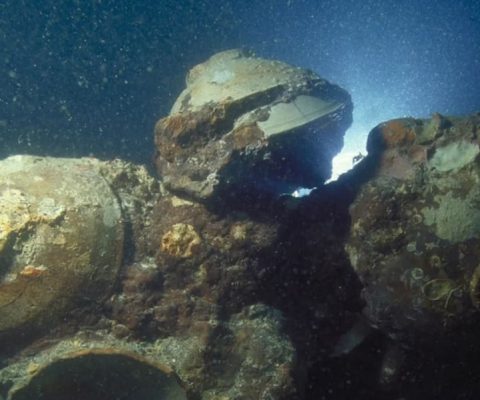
[1,0,479,164]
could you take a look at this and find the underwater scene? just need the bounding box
[1,1,480,399]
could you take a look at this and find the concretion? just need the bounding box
[154,49,352,205]
[346,113,480,343]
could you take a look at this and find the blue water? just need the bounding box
[0,0,479,166]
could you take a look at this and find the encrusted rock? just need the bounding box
[147,304,296,399]
[154,49,352,206]
[346,113,480,343]
[109,191,280,338]
[200,304,296,400]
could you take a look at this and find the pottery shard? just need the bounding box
[0,155,124,338]
[154,49,352,204]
